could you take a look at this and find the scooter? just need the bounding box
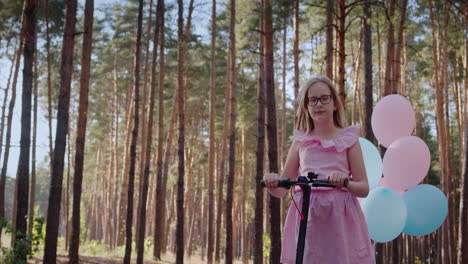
[261,172,348,264]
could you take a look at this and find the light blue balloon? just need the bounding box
[359,137,383,189]
[403,184,448,236]
[361,187,407,242]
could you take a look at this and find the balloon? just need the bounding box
[361,187,407,242]
[371,95,416,147]
[403,184,448,236]
[358,137,383,190]
[382,136,430,191]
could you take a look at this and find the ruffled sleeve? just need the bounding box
[293,124,360,152]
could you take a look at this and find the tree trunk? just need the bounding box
[136,0,162,261]
[363,0,375,143]
[160,56,178,256]
[458,121,468,264]
[428,1,451,263]
[457,19,468,263]
[351,30,362,125]
[241,127,248,264]
[15,1,37,258]
[27,31,38,237]
[326,0,334,80]
[43,0,77,261]
[150,0,166,257]
[68,0,93,262]
[254,5,266,263]
[337,0,348,108]
[263,0,280,263]
[64,134,71,249]
[207,0,216,263]
[176,0,186,263]
[123,0,144,262]
[393,0,408,94]
[383,0,396,96]
[135,0,153,250]
[215,34,232,264]
[45,0,54,167]
[117,79,134,246]
[153,0,167,258]
[293,0,299,103]
[225,0,237,262]
[112,59,121,249]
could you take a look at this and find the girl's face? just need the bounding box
[306,82,336,124]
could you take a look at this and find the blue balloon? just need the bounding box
[358,137,383,189]
[403,184,448,236]
[360,187,407,242]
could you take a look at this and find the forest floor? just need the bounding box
[29,252,249,263]
[3,232,248,263]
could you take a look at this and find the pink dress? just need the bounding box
[280,125,374,264]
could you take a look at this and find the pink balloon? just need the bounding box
[382,136,431,191]
[371,95,416,147]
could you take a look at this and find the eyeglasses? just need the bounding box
[307,95,332,106]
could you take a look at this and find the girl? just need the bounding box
[263,75,374,263]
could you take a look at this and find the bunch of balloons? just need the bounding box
[358,95,448,243]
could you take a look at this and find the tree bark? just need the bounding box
[326,0,334,80]
[45,0,54,167]
[176,0,187,263]
[117,79,134,247]
[254,5,266,263]
[363,0,375,143]
[458,120,468,264]
[393,0,408,94]
[136,0,162,261]
[457,16,468,263]
[351,30,362,125]
[15,2,37,258]
[225,0,237,262]
[43,0,77,261]
[215,31,232,264]
[263,0,280,263]
[28,29,38,237]
[207,0,216,263]
[383,0,396,96]
[160,55,178,256]
[153,0,166,259]
[337,0,346,107]
[135,0,153,250]
[293,0,299,104]
[68,0,93,262]
[428,1,451,263]
[123,0,144,262]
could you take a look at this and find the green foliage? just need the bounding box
[80,239,110,256]
[0,216,45,264]
[262,233,271,258]
[414,256,429,264]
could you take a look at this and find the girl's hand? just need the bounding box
[327,172,349,189]
[263,173,280,189]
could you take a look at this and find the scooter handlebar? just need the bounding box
[260,178,348,189]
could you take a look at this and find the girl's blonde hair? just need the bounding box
[295,75,347,133]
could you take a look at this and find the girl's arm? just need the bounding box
[263,141,300,198]
[346,141,370,198]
